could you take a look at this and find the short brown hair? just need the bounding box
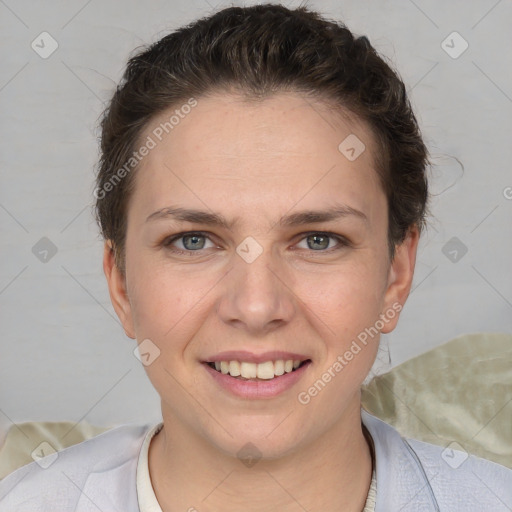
[94,3,429,274]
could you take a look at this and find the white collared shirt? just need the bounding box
[2,410,510,511]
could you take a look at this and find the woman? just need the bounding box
[1,4,510,511]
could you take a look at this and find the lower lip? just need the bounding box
[203,361,312,399]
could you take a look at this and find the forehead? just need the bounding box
[129,91,384,228]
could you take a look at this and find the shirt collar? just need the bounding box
[361,409,440,511]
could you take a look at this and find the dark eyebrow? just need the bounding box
[146,207,233,229]
[145,204,367,229]
[278,205,367,227]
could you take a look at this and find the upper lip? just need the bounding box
[203,351,311,364]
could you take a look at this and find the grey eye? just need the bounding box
[182,234,207,250]
[306,234,330,250]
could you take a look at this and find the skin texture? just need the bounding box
[103,92,419,511]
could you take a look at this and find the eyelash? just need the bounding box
[162,231,351,256]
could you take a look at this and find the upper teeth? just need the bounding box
[214,360,302,379]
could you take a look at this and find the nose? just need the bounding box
[216,244,296,336]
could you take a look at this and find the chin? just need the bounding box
[204,416,308,462]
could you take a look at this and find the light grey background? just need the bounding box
[1,0,511,440]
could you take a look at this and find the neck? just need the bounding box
[149,397,373,512]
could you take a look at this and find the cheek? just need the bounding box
[127,261,188,340]
[127,258,222,357]
[294,259,388,362]
[301,260,386,318]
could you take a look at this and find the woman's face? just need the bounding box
[105,91,418,458]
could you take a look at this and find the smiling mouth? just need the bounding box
[205,359,311,380]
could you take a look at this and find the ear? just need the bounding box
[380,226,420,334]
[103,240,136,339]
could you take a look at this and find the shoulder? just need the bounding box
[406,437,512,510]
[0,423,153,512]
[361,410,512,511]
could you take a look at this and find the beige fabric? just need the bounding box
[361,332,512,468]
[363,469,377,512]
[1,332,510,480]
[0,421,110,480]
[137,422,164,512]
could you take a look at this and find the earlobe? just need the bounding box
[103,240,136,339]
[380,227,420,334]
